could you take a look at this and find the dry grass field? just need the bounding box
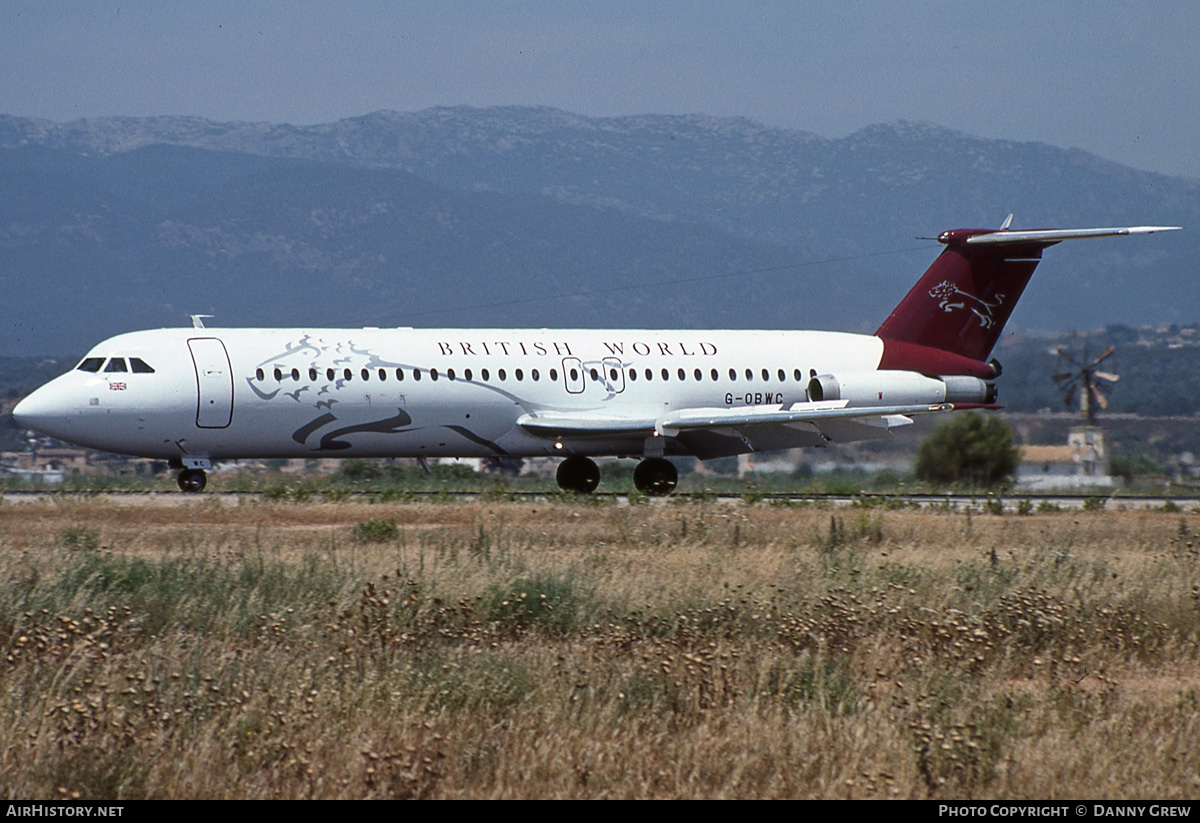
[0,496,1197,799]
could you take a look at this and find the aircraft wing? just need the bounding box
[515,411,659,437]
[654,400,951,434]
[517,400,957,457]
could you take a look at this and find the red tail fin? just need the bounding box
[875,229,1040,361]
[875,223,1180,362]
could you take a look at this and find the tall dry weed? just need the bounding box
[0,500,1195,798]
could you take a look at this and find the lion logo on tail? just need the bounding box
[929,280,1005,329]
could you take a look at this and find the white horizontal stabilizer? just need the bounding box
[966,226,1180,245]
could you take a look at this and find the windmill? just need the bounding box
[1051,336,1119,426]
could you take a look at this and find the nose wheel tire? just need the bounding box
[556,456,600,494]
[634,457,678,496]
[177,468,208,493]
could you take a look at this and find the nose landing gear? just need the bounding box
[177,468,208,493]
[170,457,211,493]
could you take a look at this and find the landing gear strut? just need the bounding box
[177,468,208,493]
[556,456,600,494]
[634,457,678,496]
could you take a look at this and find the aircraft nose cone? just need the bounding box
[12,383,75,440]
[12,393,42,430]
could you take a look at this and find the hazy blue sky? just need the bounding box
[2,1,1196,177]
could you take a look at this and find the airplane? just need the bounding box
[12,219,1179,494]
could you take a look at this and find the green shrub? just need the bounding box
[915,413,1020,487]
[353,518,399,543]
[480,574,586,635]
[261,484,292,502]
[60,525,100,551]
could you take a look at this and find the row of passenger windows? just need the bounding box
[255,365,813,385]
[76,357,156,374]
[258,365,553,383]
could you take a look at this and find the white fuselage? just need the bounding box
[15,326,887,463]
[14,222,1175,486]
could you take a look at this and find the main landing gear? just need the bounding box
[554,456,679,497]
[633,457,678,496]
[556,456,600,494]
[177,468,208,493]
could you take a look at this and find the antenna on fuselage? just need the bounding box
[190,314,214,329]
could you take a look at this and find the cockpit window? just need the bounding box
[76,357,104,372]
[130,357,155,374]
[104,358,128,373]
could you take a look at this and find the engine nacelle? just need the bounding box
[807,370,997,406]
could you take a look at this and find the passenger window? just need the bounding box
[645,369,652,381]
[729,368,737,381]
[274,368,283,381]
[447,368,456,380]
[628,368,636,381]
[532,369,540,381]
[130,358,155,374]
[515,369,524,381]
[464,369,473,381]
[430,369,439,381]
[256,368,264,381]
[309,368,318,381]
[762,369,769,381]
[328,368,336,381]
[710,368,718,381]
[570,368,579,381]
[660,368,668,381]
[292,368,300,381]
[498,369,506,381]
[379,368,387,381]
[105,358,128,373]
[77,358,105,372]
[395,368,403,381]
[794,369,803,381]
[777,369,785,381]
[413,369,421,381]
[361,368,370,381]
[344,369,352,381]
[482,369,490,381]
[591,368,600,381]
[745,369,753,380]
[694,368,702,381]
[609,368,617,381]
[678,368,686,381]
[549,369,557,381]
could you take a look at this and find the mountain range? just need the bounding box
[1,107,1195,356]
